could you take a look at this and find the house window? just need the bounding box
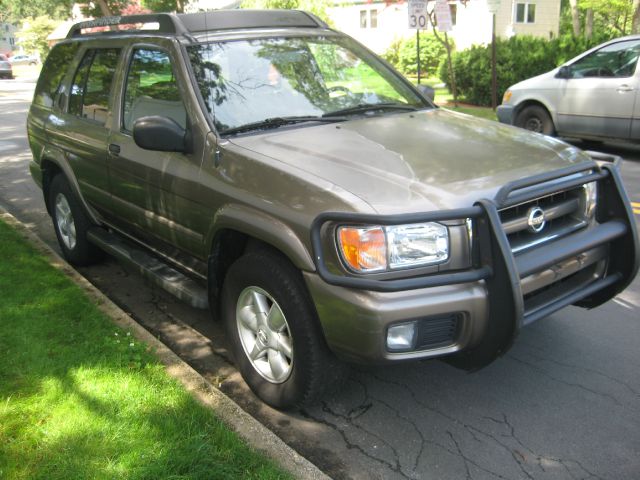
[450,3,457,26]
[359,9,378,29]
[516,2,536,23]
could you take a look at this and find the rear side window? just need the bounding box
[68,48,121,125]
[33,42,79,108]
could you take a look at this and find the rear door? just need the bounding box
[556,39,640,139]
[47,46,122,213]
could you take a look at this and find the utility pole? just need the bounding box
[417,30,421,84]
[491,13,497,110]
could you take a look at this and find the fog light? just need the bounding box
[387,322,417,352]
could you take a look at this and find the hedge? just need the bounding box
[438,33,615,106]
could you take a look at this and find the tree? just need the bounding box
[0,0,73,24]
[240,0,332,25]
[142,0,185,13]
[569,0,581,36]
[15,16,59,58]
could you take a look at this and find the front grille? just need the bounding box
[499,186,589,254]
[415,313,461,350]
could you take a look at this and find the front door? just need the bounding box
[556,39,640,140]
[107,46,207,261]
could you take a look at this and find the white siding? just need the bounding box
[328,0,560,54]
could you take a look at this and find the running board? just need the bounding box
[87,227,209,309]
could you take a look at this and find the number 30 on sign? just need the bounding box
[408,0,428,29]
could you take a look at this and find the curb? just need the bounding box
[0,209,331,480]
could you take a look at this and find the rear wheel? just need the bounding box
[515,105,555,136]
[221,250,343,409]
[49,174,103,266]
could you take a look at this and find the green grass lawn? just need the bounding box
[0,219,290,480]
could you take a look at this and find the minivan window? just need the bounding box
[570,40,640,78]
[68,48,121,125]
[123,48,186,131]
[33,42,79,108]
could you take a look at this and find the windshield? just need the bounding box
[187,35,428,134]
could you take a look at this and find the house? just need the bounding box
[328,0,561,54]
[0,23,17,56]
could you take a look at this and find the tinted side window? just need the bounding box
[570,40,640,78]
[123,49,185,131]
[33,42,79,108]
[69,51,94,117]
[68,48,121,125]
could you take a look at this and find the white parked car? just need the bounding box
[498,36,640,142]
[9,54,39,66]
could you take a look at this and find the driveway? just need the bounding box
[2,79,639,480]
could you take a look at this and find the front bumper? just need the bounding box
[307,159,639,367]
[496,104,515,125]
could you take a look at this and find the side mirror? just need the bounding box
[556,65,572,79]
[416,84,436,102]
[133,116,187,152]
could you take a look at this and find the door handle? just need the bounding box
[617,84,634,92]
[108,143,121,155]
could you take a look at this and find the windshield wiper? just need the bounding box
[322,103,419,118]
[222,115,345,136]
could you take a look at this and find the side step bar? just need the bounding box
[87,227,209,309]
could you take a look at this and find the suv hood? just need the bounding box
[229,108,590,214]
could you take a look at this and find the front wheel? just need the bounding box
[221,250,344,409]
[515,105,555,136]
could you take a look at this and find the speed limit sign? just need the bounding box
[408,0,428,30]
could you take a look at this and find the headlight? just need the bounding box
[337,222,449,273]
[502,90,512,104]
[583,181,597,220]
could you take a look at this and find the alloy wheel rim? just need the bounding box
[236,286,294,384]
[55,193,76,250]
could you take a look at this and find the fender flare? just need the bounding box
[207,204,315,272]
[40,145,102,225]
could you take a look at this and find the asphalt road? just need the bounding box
[2,79,639,480]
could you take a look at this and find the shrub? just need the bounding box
[383,33,451,77]
[439,33,615,106]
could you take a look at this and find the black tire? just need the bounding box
[221,250,344,409]
[515,105,555,136]
[49,174,103,266]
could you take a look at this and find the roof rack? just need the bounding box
[66,10,327,39]
[67,14,188,38]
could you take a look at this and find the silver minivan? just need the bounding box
[498,36,640,141]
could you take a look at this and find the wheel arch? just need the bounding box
[206,204,316,310]
[39,148,100,224]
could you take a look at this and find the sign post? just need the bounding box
[487,0,501,110]
[408,0,428,84]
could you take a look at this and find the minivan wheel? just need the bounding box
[49,174,103,266]
[221,250,343,409]
[515,105,555,136]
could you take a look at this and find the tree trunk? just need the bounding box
[444,32,458,107]
[428,12,459,107]
[633,0,640,33]
[96,0,113,16]
[585,8,593,39]
[569,0,581,36]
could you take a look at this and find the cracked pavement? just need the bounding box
[2,80,639,479]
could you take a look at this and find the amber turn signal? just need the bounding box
[338,226,387,272]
